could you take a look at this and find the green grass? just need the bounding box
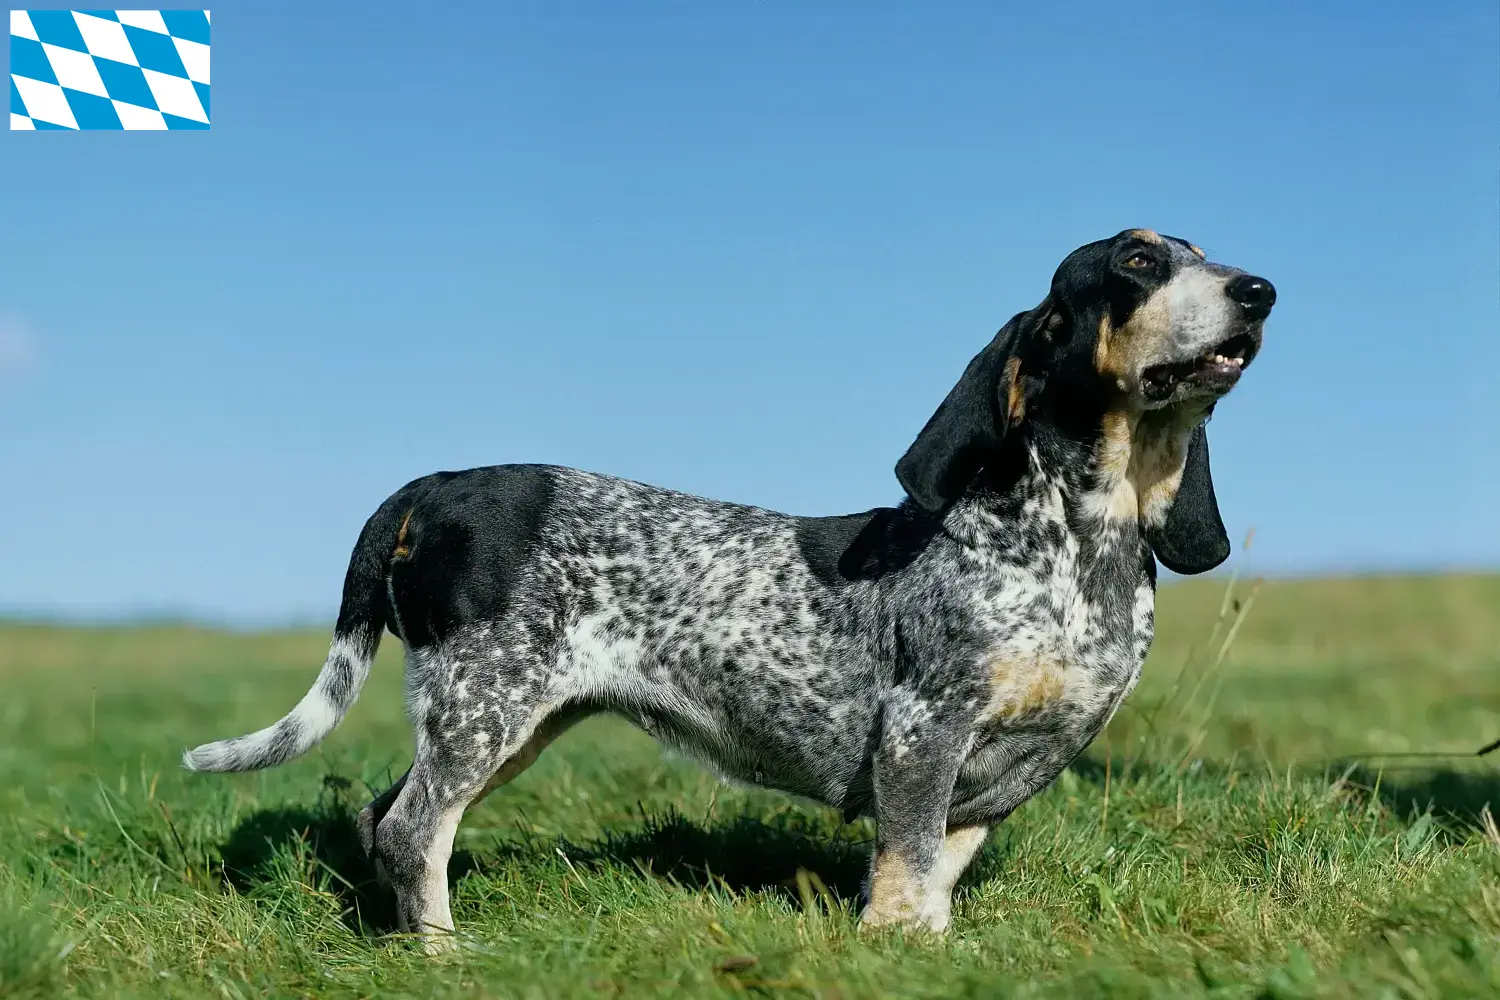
[3,573,1499,998]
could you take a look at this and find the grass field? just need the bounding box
[2,573,1499,998]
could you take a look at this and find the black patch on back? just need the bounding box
[793,504,935,586]
[389,465,557,648]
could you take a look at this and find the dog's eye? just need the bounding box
[1123,254,1154,269]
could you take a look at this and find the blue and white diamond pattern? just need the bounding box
[10,10,210,130]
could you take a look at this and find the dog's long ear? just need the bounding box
[896,303,1049,513]
[1146,423,1230,575]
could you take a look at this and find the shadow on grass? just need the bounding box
[220,803,378,935]
[219,795,871,932]
[1353,766,1500,826]
[1066,750,1500,829]
[217,797,482,937]
[216,758,1500,935]
[563,809,871,904]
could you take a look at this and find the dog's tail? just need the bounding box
[182,488,417,773]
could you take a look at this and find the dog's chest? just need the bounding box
[959,529,1155,743]
[940,559,1153,819]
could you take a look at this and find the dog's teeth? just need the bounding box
[1231,357,1244,367]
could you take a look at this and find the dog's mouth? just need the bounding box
[1141,331,1260,401]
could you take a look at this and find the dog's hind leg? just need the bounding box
[367,705,576,895]
[372,647,569,953]
[473,706,590,804]
[371,761,472,953]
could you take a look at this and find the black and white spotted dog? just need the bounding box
[185,229,1274,950]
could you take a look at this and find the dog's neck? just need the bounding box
[1076,404,1208,533]
[952,402,1205,558]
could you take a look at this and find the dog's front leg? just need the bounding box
[861,695,983,934]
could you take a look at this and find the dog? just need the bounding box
[184,229,1274,951]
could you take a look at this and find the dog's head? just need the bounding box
[896,229,1275,574]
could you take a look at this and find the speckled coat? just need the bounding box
[184,229,1275,949]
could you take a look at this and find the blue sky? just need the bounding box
[1,1,1496,625]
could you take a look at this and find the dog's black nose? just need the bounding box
[1227,274,1276,319]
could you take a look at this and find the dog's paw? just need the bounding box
[858,898,952,936]
[420,932,460,958]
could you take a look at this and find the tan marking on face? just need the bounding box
[1187,243,1206,259]
[1094,285,1175,386]
[1094,314,1115,378]
[1004,357,1025,423]
[1129,229,1163,245]
[391,509,415,560]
